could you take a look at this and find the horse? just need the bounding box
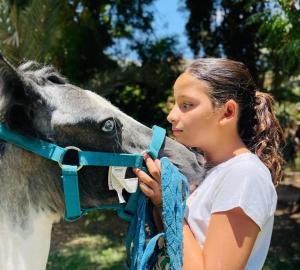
[0,54,205,270]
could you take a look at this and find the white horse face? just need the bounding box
[0,54,205,269]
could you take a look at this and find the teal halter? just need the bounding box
[0,123,166,221]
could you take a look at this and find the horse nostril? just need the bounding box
[102,119,115,132]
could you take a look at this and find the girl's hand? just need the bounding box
[133,153,162,207]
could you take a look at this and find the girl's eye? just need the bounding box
[102,119,115,132]
[181,103,193,109]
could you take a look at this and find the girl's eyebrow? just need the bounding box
[177,94,196,99]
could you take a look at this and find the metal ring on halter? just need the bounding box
[58,146,83,171]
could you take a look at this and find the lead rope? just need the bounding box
[126,157,189,270]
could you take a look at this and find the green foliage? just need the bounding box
[104,37,183,127]
[0,0,182,128]
[246,0,300,167]
[184,0,215,56]
[0,0,63,63]
[247,0,300,78]
[182,0,300,167]
[183,0,265,81]
[0,0,156,82]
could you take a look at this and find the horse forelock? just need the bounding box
[18,61,67,86]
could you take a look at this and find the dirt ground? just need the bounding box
[50,176,300,269]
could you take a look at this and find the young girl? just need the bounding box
[133,58,284,269]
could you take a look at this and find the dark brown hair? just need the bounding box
[185,58,285,186]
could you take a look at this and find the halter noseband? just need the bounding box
[0,123,166,221]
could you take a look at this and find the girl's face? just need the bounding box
[167,72,222,152]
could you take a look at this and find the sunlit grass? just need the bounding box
[47,235,127,270]
[47,211,128,270]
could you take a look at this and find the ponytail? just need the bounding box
[251,91,285,186]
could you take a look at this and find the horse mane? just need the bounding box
[18,61,67,86]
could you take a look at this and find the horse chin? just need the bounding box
[79,166,137,208]
[78,166,123,207]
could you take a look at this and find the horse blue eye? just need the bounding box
[102,119,115,132]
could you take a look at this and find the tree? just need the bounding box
[0,0,156,82]
[182,0,300,166]
[0,0,184,128]
[104,36,183,127]
[248,0,300,166]
[183,0,265,83]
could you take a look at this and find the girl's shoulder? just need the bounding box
[201,152,277,229]
[206,152,271,179]
[203,152,275,198]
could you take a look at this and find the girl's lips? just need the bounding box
[172,129,183,135]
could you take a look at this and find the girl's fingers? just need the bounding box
[132,154,162,206]
[133,166,162,206]
[139,181,162,206]
[143,153,161,182]
[139,182,154,197]
[154,159,161,171]
[133,168,160,189]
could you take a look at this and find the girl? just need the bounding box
[133,58,284,269]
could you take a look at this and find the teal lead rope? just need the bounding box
[160,158,189,269]
[126,157,189,270]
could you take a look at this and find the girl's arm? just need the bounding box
[182,208,260,270]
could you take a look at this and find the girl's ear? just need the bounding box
[219,99,238,125]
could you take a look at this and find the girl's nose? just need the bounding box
[167,106,179,124]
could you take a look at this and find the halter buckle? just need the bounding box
[58,146,83,171]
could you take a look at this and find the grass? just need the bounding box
[47,211,128,270]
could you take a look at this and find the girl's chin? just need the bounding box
[175,137,191,146]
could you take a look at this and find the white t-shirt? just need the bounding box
[185,152,277,270]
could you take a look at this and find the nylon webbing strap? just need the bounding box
[79,152,144,167]
[146,126,166,159]
[120,125,166,222]
[61,165,81,219]
[0,123,167,221]
[0,123,66,162]
[0,123,165,169]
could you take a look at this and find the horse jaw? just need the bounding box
[0,210,60,270]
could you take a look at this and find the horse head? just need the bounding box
[0,54,205,269]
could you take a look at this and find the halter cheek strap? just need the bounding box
[0,123,166,220]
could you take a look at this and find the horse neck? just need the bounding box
[0,143,62,270]
[0,143,64,217]
[0,209,60,270]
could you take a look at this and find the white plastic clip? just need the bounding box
[108,166,138,203]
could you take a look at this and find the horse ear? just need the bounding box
[0,54,32,132]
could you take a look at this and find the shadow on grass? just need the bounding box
[47,210,128,270]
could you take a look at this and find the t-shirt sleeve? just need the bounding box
[211,165,277,229]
